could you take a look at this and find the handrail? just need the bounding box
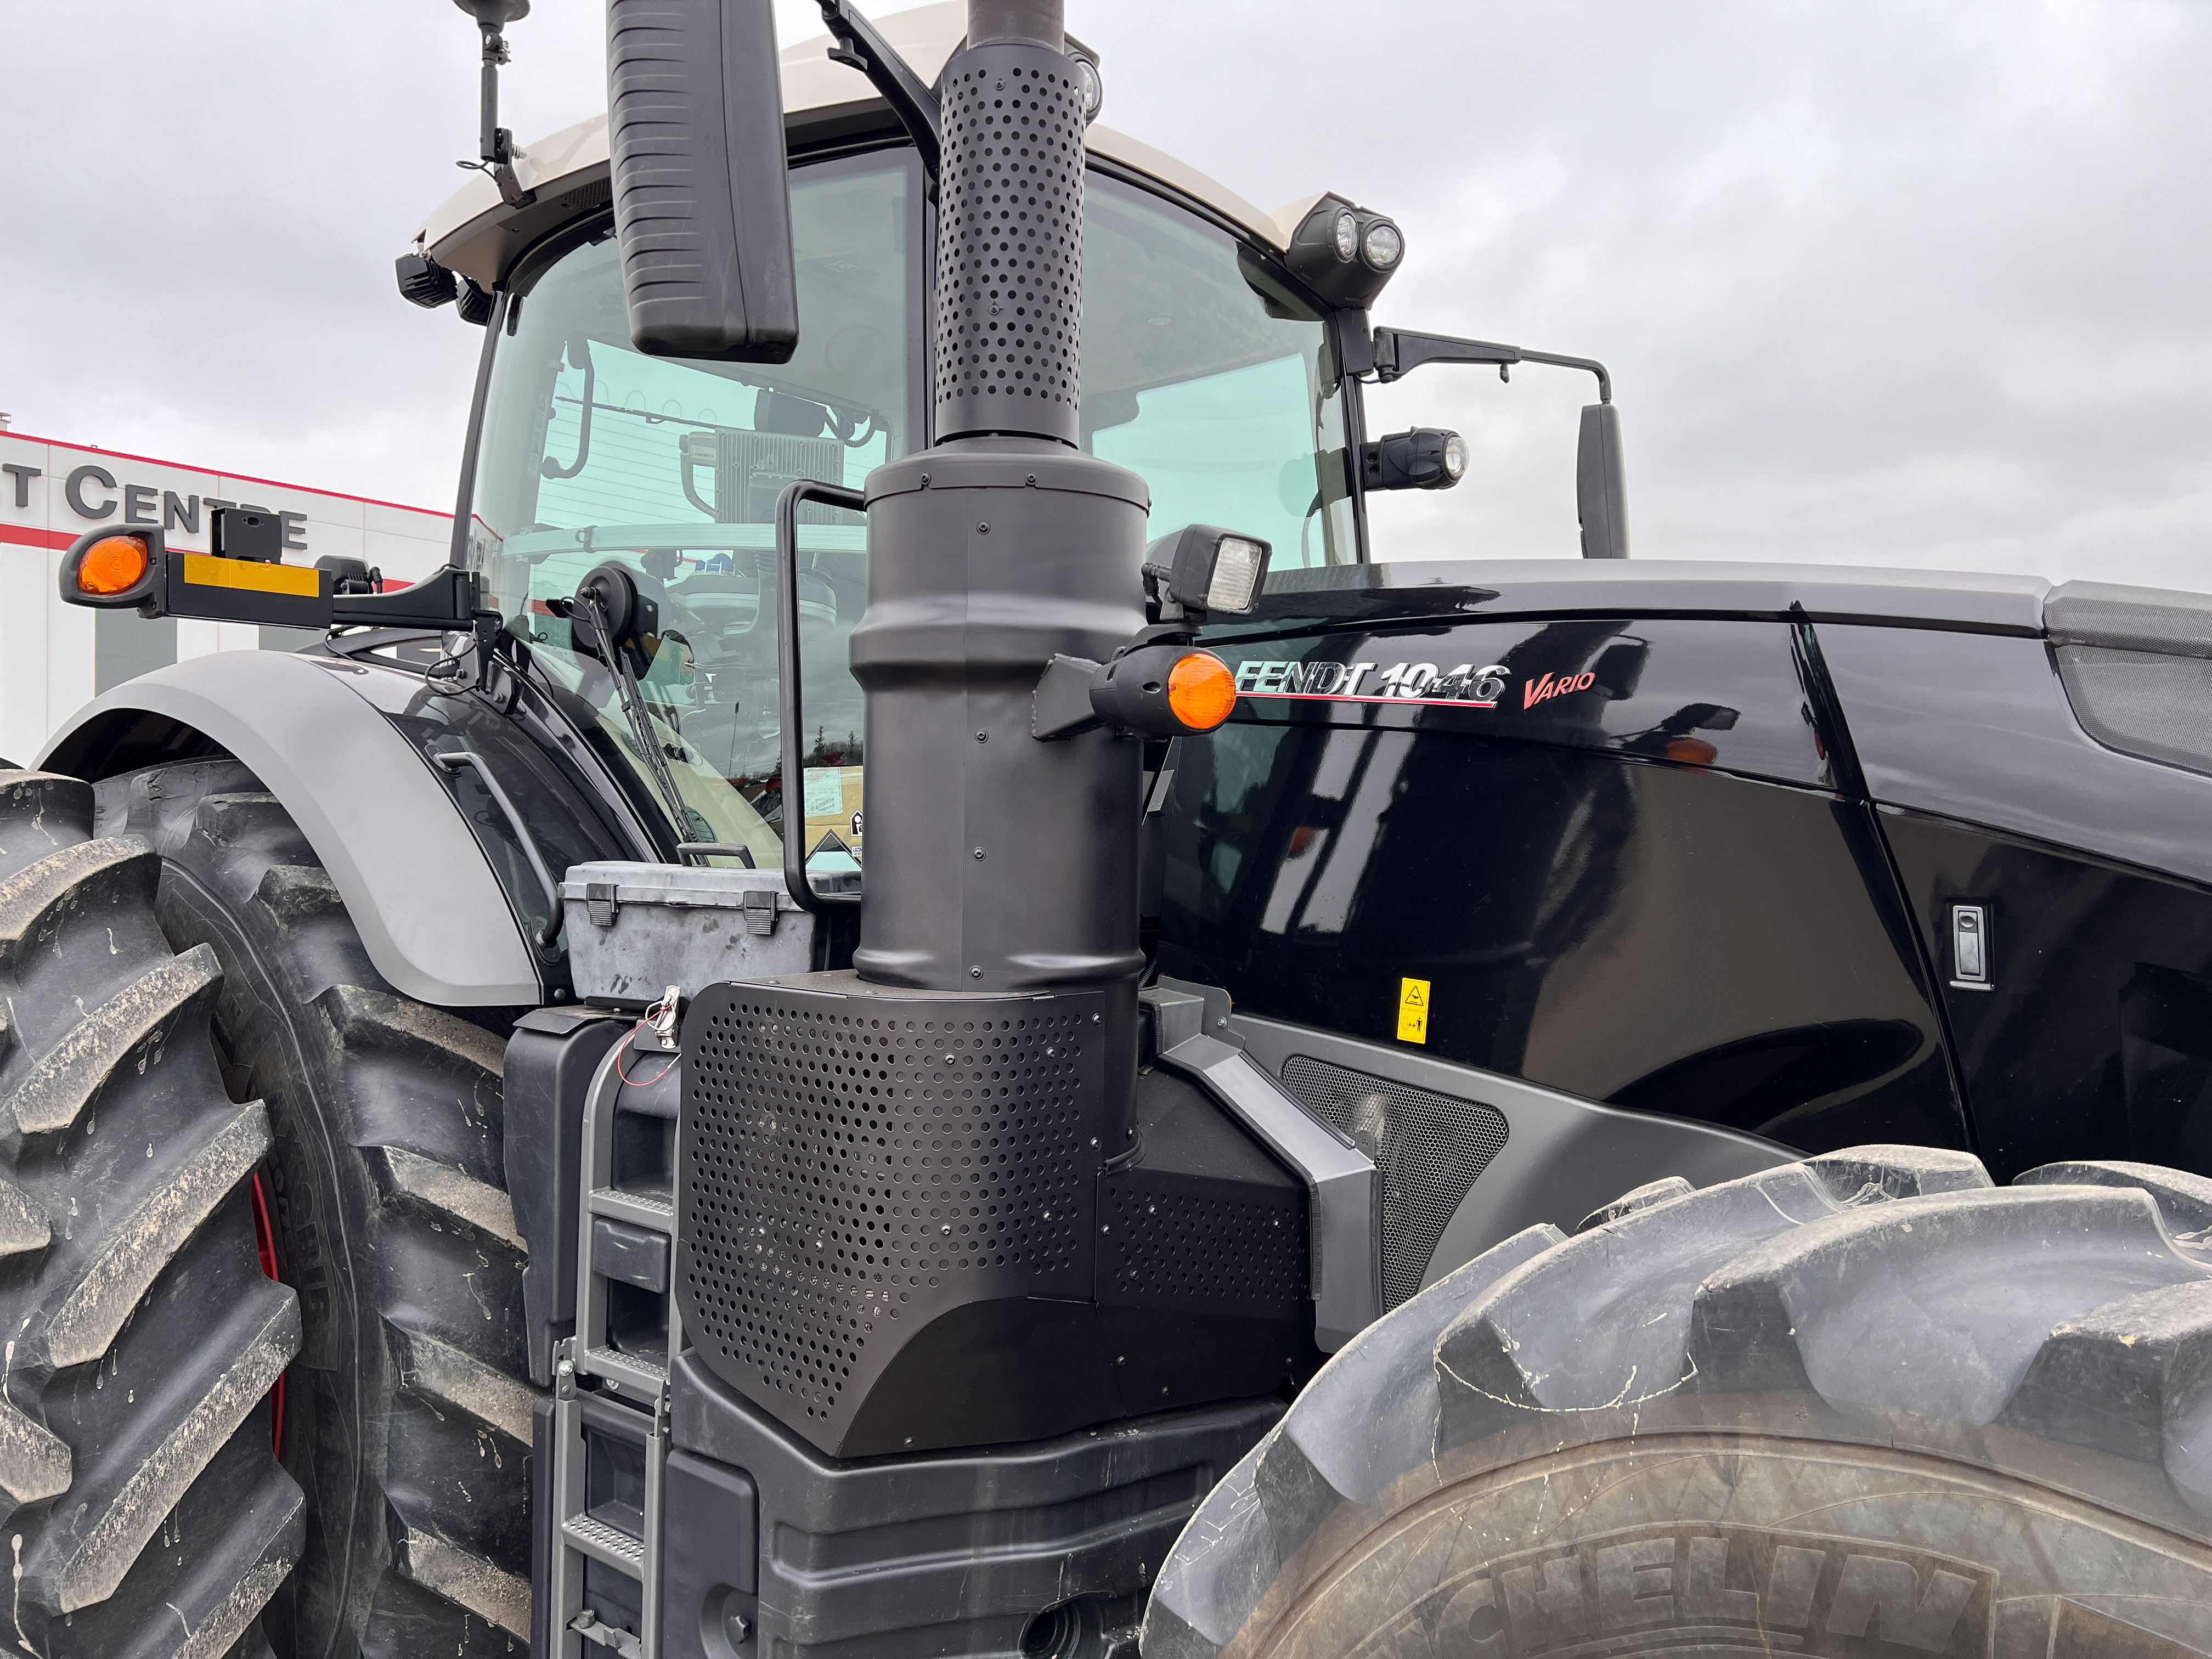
[434,750,564,946]
[772,479,867,915]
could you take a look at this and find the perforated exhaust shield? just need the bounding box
[931,33,1087,444]
[678,974,1109,1455]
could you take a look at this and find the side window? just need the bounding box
[1081,174,1356,568]
[469,152,916,864]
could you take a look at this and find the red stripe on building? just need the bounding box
[0,523,75,552]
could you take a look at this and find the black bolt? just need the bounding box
[970,967,983,978]
[978,522,991,534]
[973,848,985,859]
[975,730,988,742]
[1025,473,1037,486]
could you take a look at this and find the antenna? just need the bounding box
[454,0,535,208]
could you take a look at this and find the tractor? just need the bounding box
[8,2,2212,1656]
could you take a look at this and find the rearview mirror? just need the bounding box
[607,0,799,363]
[1577,403,1629,560]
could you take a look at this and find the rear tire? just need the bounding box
[0,770,302,1658]
[104,760,537,1658]
[1148,1144,2212,1658]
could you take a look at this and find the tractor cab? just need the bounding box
[430,4,1373,876]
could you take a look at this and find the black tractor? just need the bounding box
[9,3,2212,1657]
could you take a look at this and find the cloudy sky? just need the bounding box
[3,0,2207,588]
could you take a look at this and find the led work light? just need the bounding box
[1143,524,1274,619]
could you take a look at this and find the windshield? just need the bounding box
[466,146,1355,865]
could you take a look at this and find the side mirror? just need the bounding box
[607,0,799,363]
[1372,327,1630,558]
[1577,403,1629,560]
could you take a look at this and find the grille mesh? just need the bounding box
[1278,1056,1509,1309]
[933,41,1086,444]
[679,981,1100,1441]
[1098,1176,1303,1314]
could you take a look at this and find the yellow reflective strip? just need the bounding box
[182,554,320,597]
[1396,977,1430,1045]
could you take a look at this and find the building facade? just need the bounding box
[0,430,450,763]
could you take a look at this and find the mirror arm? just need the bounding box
[463,12,536,209]
[816,0,943,180]
[1372,328,1611,403]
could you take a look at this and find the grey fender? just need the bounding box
[40,650,541,1006]
[1232,1012,1796,1288]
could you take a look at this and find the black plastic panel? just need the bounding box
[1820,622,2212,889]
[1158,721,1963,1155]
[1203,616,1832,789]
[1881,806,2212,1181]
[665,1353,1277,1659]
[504,1008,625,1385]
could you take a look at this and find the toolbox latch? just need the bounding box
[584,882,620,928]
[741,888,779,936]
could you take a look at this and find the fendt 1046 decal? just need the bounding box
[1233,659,1514,707]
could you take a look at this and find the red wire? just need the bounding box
[614,1021,679,1089]
[249,1172,287,1459]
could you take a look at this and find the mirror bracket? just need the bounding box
[816,0,943,183]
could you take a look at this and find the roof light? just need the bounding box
[1285,196,1408,312]
[1069,53,1103,122]
[1362,221,1404,270]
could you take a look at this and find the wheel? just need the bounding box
[0,769,302,1658]
[1147,1144,2212,1659]
[104,760,537,1658]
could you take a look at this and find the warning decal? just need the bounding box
[1397,978,1430,1045]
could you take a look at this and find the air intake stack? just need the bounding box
[676,0,1168,1458]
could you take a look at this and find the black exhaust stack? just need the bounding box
[674,0,1174,1458]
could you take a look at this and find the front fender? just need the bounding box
[40,651,541,1006]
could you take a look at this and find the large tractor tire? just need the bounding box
[1148,1144,2212,1659]
[0,770,302,1658]
[103,760,536,1659]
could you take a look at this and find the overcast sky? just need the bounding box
[3,1,2207,588]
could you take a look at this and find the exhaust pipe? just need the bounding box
[676,0,1155,1458]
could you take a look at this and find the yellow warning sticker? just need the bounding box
[182,554,320,597]
[1396,977,1430,1044]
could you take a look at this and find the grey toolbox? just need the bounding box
[561,861,815,1007]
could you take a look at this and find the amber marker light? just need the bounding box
[1167,651,1237,732]
[78,534,151,596]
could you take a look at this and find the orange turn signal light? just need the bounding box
[1166,651,1237,732]
[77,534,151,596]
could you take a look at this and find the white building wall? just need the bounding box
[0,431,451,763]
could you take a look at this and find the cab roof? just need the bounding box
[416,1,1311,290]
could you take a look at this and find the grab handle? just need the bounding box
[772,479,866,915]
[435,750,564,946]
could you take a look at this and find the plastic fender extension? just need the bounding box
[1145,1144,2212,1659]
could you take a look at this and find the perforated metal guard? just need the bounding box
[1278,1056,1509,1310]
[1098,1175,1303,1314]
[678,978,1102,1449]
[933,40,1086,444]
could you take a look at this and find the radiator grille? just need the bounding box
[1278,1056,1509,1309]
[679,982,1099,1439]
